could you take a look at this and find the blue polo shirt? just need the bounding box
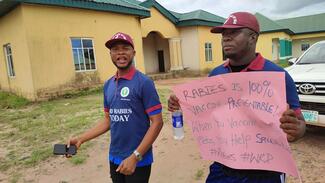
[206,53,301,183]
[103,66,162,167]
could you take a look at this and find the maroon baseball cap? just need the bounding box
[211,12,260,34]
[105,32,134,49]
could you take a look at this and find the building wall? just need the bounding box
[156,36,171,72]
[143,32,170,73]
[143,34,157,73]
[197,26,223,72]
[180,26,200,71]
[20,4,144,99]
[272,38,280,61]
[141,7,180,39]
[292,33,325,58]
[0,5,35,99]
[257,32,291,61]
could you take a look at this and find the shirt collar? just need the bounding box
[114,66,136,80]
[223,53,265,71]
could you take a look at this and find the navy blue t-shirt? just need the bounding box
[103,66,162,167]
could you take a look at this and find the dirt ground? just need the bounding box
[3,77,325,183]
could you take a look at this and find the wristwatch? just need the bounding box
[133,150,142,161]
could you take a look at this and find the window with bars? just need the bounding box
[71,38,96,71]
[205,43,213,61]
[3,44,15,77]
[301,43,310,51]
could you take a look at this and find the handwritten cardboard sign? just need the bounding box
[172,72,299,177]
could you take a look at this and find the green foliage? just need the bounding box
[277,59,290,68]
[0,91,30,109]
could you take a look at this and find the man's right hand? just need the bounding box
[168,94,180,112]
[66,137,82,157]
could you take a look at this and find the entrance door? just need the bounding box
[158,50,165,72]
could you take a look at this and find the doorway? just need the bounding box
[158,50,165,72]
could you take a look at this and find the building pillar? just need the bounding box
[169,38,183,71]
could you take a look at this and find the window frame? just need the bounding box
[205,42,213,62]
[3,44,15,78]
[301,43,310,52]
[70,38,97,72]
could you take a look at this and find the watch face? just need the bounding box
[133,150,142,161]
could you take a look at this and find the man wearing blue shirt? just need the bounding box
[68,32,163,183]
[168,12,305,183]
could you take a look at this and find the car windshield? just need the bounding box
[297,42,325,64]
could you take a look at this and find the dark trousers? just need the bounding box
[110,162,151,183]
[206,162,285,183]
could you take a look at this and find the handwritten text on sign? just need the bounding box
[172,72,299,177]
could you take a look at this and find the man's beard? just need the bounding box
[114,59,133,70]
[224,52,239,60]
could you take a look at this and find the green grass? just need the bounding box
[0,91,30,109]
[0,91,104,175]
[157,88,171,124]
[0,87,171,181]
[59,86,103,99]
[9,172,21,183]
[195,169,204,180]
[69,141,95,165]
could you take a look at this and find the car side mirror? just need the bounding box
[288,58,297,65]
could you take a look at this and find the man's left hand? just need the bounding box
[279,109,306,142]
[116,154,138,175]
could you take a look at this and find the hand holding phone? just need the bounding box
[53,144,77,155]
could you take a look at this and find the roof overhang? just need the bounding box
[0,0,150,18]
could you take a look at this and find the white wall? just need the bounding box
[180,27,200,70]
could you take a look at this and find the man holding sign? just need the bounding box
[168,12,305,183]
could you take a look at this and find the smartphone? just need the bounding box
[67,144,77,155]
[53,144,77,155]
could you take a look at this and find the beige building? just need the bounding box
[0,0,225,100]
[0,0,324,100]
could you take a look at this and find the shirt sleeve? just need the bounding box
[103,81,109,112]
[285,71,301,114]
[142,79,162,116]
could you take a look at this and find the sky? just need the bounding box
[143,0,325,20]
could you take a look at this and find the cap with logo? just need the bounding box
[105,32,134,49]
[211,12,260,34]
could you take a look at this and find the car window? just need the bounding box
[298,42,325,64]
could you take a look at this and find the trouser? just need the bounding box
[110,162,151,183]
[206,162,285,183]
